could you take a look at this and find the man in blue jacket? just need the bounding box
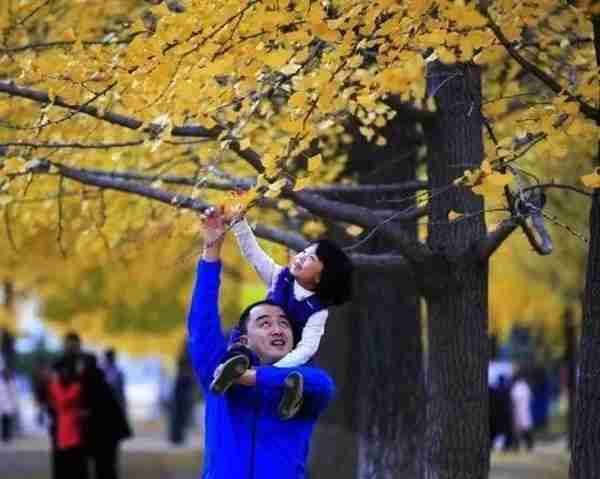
[187,211,335,479]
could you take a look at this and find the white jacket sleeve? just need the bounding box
[232,219,282,288]
[274,310,328,368]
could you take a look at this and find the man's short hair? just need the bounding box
[236,300,300,344]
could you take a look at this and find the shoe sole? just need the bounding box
[210,355,249,394]
[279,372,303,420]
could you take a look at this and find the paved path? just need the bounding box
[0,432,569,479]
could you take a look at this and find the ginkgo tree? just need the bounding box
[1,0,599,478]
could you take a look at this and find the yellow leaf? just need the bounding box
[486,171,513,187]
[270,178,288,192]
[581,169,600,188]
[289,92,308,109]
[448,210,464,222]
[293,176,312,191]
[263,50,292,69]
[303,220,326,238]
[346,225,363,237]
[375,136,387,146]
[239,138,251,151]
[308,154,323,172]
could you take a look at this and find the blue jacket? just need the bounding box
[187,260,335,479]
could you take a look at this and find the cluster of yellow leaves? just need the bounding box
[454,160,513,199]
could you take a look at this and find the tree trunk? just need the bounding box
[570,15,600,478]
[563,308,576,450]
[311,113,425,479]
[423,62,490,479]
[352,113,424,479]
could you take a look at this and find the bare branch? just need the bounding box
[350,253,410,272]
[303,180,429,197]
[475,218,519,262]
[288,191,430,262]
[0,81,266,172]
[523,183,593,198]
[2,140,144,150]
[3,206,18,252]
[0,32,144,54]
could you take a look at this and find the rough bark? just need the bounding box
[310,111,425,479]
[423,62,490,479]
[570,15,600,478]
[350,116,424,479]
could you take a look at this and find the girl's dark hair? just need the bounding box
[314,239,353,306]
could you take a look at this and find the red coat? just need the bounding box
[48,379,85,449]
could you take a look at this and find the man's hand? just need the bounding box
[234,369,257,387]
[202,206,227,261]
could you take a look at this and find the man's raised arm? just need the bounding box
[187,209,228,391]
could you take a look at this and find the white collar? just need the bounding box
[293,279,315,300]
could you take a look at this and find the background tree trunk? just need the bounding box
[423,62,490,479]
[570,15,600,478]
[311,112,425,478]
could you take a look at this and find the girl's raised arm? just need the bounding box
[231,218,283,288]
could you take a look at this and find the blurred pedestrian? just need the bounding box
[0,367,18,443]
[102,348,126,410]
[48,357,89,479]
[169,355,195,445]
[490,375,513,450]
[85,354,132,479]
[511,373,534,451]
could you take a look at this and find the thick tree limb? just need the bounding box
[23,160,412,267]
[288,191,430,262]
[350,253,410,271]
[474,218,519,261]
[484,14,600,122]
[303,180,429,197]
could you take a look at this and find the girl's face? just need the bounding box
[289,244,323,289]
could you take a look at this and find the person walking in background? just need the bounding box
[84,354,132,479]
[102,348,127,410]
[0,367,18,443]
[47,357,89,479]
[168,354,195,446]
[511,373,534,451]
[490,375,513,451]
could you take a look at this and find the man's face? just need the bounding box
[243,304,293,364]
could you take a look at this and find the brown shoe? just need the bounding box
[278,372,304,420]
[210,355,250,394]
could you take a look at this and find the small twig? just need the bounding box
[3,206,18,253]
[56,176,66,258]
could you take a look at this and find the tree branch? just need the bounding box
[0,80,266,173]
[288,190,430,262]
[483,12,600,121]
[303,180,429,197]
[384,96,437,124]
[474,218,519,262]
[2,140,144,150]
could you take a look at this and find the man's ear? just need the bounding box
[238,335,249,346]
